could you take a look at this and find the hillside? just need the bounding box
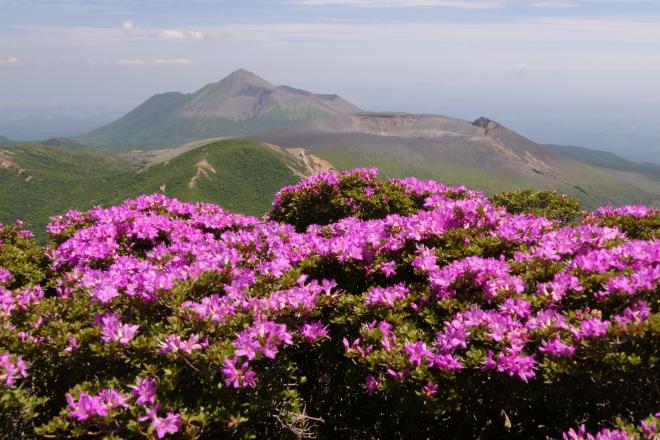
[0,139,326,240]
[120,140,312,214]
[254,114,660,209]
[0,135,15,147]
[78,69,361,150]
[0,143,134,235]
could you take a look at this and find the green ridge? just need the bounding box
[0,140,303,241]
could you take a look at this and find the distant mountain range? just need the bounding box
[78,69,360,149]
[3,69,660,238]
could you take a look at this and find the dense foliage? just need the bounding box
[267,168,426,230]
[0,168,658,439]
[491,188,582,224]
[0,221,50,289]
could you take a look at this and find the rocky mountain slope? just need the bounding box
[77,70,360,150]
[254,113,660,209]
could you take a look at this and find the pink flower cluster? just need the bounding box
[66,388,129,421]
[65,379,182,439]
[0,352,27,387]
[1,284,44,317]
[563,413,659,440]
[591,205,659,220]
[272,167,379,208]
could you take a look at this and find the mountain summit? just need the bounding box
[78,69,361,150]
[180,69,360,121]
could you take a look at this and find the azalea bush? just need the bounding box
[0,220,50,290]
[267,168,444,230]
[584,205,660,240]
[490,188,582,224]
[0,168,658,439]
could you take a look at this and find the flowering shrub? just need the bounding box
[490,188,582,224]
[268,168,429,230]
[0,221,50,289]
[584,205,660,240]
[0,169,658,439]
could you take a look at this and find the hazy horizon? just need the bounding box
[1,0,659,161]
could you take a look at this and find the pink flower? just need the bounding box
[300,321,329,342]
[539,335,576,358]
[64,337,79,353]
[364,374,382,395]
[131,378,157,406]
[139,407,182,438]
[423,381,438,397]
[0,353,27,387]
[380,261,397,278]
[403,341,433,366]
[221,357,257,388]
[150,412,182,438]
[0,268,11,285]
[386,368,408,382]
[67,392,108,421]
[96,312,139,345]
[365,283,409,307]
[159,334,207,355]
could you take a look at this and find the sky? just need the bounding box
[0,0,659,159]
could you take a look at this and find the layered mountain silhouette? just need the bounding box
[70,69,660,209]
[254,113,660,208]
[78,69,361,149]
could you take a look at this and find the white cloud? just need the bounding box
[0,56,18,64]
[157,29,204,40]
[7,17,660,49]
[116,58,145,65]
[122,20,135,31]
[154,58,193,64]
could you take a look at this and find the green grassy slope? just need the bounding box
[1,140,304,241]
[122,141,303,214]
[78,105,327,150]
[309,144,660,210]
[0,143,135,235]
